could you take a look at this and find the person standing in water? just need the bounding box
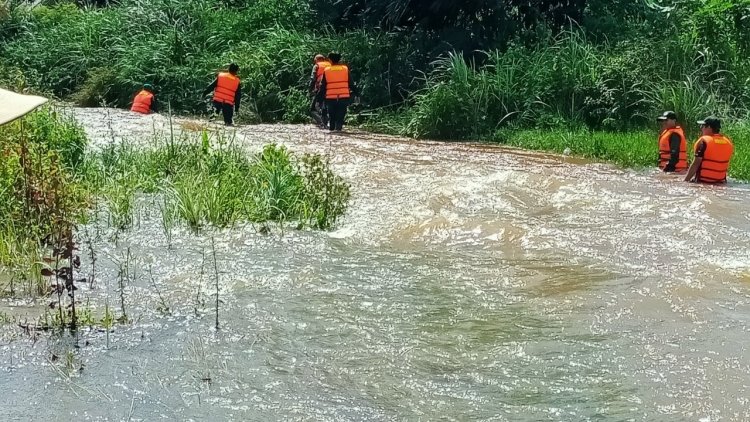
[203,63,242,126]
[310,54,331,128]
[685,116,734,184]
[656,111,687,173]
[315,53,359,132]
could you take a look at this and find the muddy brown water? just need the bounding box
[2,108,750,421]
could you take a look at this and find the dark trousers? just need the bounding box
[326,99,348,131]
[311,97,328,127]
[213,101,234,125]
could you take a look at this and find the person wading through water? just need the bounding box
[203,63,242,126]
[656,111,687,173]
[130,83,158,114]
[315,52,359,132]
[310,54,331,128]
[685,116,734,184]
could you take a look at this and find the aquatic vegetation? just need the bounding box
[84,136,351,232]
[42,226,85,329]
[0,309,14,324]
[0,108,351,302]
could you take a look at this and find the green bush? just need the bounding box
[22,107,88,169]
[282,87,311,123]
[0,108,89,293]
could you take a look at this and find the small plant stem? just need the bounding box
[211,237,219,330]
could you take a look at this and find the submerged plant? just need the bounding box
[159,195,178,248]
[298,154,351,230]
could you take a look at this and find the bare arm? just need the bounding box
[684,157,702,182]
[685,140,706,182]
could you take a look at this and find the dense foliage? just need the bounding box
[1,0,750,139]
[0,107,89,295]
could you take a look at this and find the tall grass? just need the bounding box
[0,108,350,296]
[0,0,416,122]
[0,108,89,296]
[493,125,750,180]
[82,137,351,231]
[391,30,749,139]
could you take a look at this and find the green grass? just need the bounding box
[0,0,417,122]
[494,129,655,169]
[492,126,750,181]
[0,107,351,297]
[0,107,89,296]
[82,136,351,231]
[3,0,750,159]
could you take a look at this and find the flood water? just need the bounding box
[2,108,750,421]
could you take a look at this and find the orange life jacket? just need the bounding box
[315,60,331,92]
[213,72,240,105]
[324,65,351,100]
[658,126,687,172]
[130,90,153,114]
[695,134,734,183]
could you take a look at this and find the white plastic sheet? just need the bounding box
[0,88,49,126]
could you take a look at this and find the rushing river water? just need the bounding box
[2,108,750,421]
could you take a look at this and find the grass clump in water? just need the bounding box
[82,134,351,231]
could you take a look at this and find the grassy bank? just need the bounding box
[491,127,750,181]
[0,107,350,301]
[2,0,750,179]
[2,0,749,131]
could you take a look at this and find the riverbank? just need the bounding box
[494,126,750,182]
[75,104,750,183]
[3,106,750,421]
[2,0,750,138]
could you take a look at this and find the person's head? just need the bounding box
[228,63,239,75]
[142,83,154,93]
[328,52,342,64]
[698,116,721,136]
[314,54,326,63]
[656,111,678,130]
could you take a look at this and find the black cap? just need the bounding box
[328,52,342,63]
[697,116,721,131]
[656,111,678,121]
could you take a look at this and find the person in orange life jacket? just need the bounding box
[310,54,332,93]
[310,54,331,128]
[315,52,360,132]
[684,116,734,184]
[656,111,687,172]
[203,63,242,126]
[130,84,158,114]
